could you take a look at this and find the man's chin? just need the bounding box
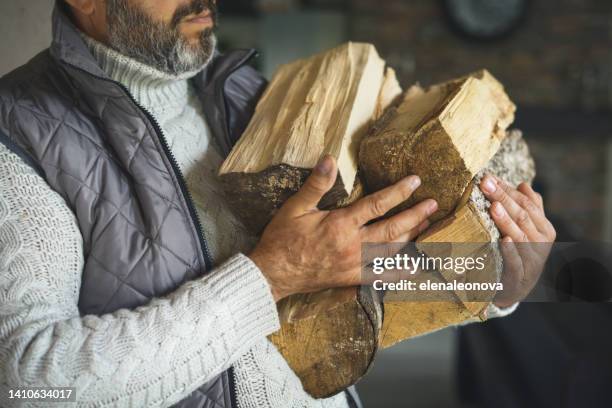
[181,33,217,71]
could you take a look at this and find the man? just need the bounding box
[0,0,556,407]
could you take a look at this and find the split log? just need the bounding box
[265,66,401,399]
[268,287,382,398]
[219,42,388,234]
[267,69,400,398]
[359,71,524,350]
[218,43,402,398]
[359,70,516,223]
[379,130,536,349]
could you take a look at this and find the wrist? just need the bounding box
[248,249,289,302]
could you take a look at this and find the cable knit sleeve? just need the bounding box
[0,144,280,407]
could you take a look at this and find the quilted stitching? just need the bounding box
[0,54,233,406]
[14,101,185,209]
[32,156,198,271]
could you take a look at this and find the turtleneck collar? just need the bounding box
[81,34,205,112]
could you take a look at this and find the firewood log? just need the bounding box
[219,46,532,396]
[266,68,401,398]
[379,130,536,349]
[268,287,382,398]
[219,43,401,398]
[359,70,516,223]
[219,42,390,234]
[359,71,522,350]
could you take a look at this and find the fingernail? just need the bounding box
[314,155,333,176]
[406,176,421,189]
[482,177,497,194]
[503,236,513,243]
[492,202,505,217]
[427,200,438,214]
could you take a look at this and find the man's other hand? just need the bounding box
[480,175,557,308]
[249,155,438,302]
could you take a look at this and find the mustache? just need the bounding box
[171,0,218,28]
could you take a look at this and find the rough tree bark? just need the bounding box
[379,130,536,349]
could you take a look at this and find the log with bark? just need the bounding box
[268,287,382,398]
[379,130,535,348]
[219,42,398,234]
[219,43,402,398]
[360,70,516,222]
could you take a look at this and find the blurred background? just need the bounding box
[2,0,612,407]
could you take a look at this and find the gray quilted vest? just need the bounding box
[0,2,266,407]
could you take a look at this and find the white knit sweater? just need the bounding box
[0,38,349,408]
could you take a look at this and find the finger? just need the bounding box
[490,201,530,242]
[516,183,555,239]
[491,201,544,259]
[495,237,525,308]
[362,199,437,242]
[282,155,337,216]
[504,236,544,298]
[391,219,431,245]
[377,219,431,245]
[481,176,541,241]
[500,237,525,287]
[517,183,543,210]
[497,178,549,238]
[414,219,432,238]
[361,225,426,267]
[347,175,422,225]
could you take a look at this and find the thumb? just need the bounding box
[283,155,338,216]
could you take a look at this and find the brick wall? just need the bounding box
[346,0,612,239]
[348,0,612,111]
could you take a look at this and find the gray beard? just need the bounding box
[106,0,217,76]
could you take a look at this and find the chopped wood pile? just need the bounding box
[219,42,535,398]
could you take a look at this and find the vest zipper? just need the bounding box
[66,64,214,270]
[124,92,215,270]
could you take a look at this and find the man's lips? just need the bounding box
[184,10,213,25]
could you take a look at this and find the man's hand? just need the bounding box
[249,155,438,302]
[480,175,557,308]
